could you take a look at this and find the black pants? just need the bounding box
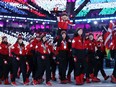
[33,54,37,78]
[94,50,107,77]
[0,55,3,79]
[74,58,88,77]
[58,51,68,80]
[11,56,27,82]
[26,55,34,78]
[74,50,88,77]
[94,59,106,77]
[88,52,95,75]
[67,55,74,76]
[0,55,11,80]
[3,58,11,80]
[50,57,57,75]
[112,50,116,77]
[34,54,51,82]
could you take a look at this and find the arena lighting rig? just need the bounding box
[0,15,56,23]
[75,17,116,22]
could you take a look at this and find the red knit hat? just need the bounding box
[61,30,66,35]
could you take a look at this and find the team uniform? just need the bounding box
[25,39,35,81]
[31,36,41,78]
[57,14,72,35]
[56,35,71,83]
[86,39,96,79]
[33,34,52,86]
[10,41,27,85]
[48,42,57,81]
[0,37,11,84]
[66,42,74,83]
[72,35,88,85]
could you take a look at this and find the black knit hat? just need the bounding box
[89,33,94,36]
[62,12,68,16]
[76,28,82,33]
[2,36,7,40]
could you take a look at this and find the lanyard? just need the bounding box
[62,40,67,49]
[42,43,47,53]
[18,45,22,54]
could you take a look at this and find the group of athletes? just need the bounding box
[0,27,116,86]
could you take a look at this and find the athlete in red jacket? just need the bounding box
[33,33,52,86]
[25,37,35,83]
[10,35,28,86]
[57,12,74,35]
[72,28,88,85]
[86,33,96,82]
[0,36,10,84]
[56,31,71,84]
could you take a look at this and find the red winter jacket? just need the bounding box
[72,36,86,50]
[0,42,9,56]
[86,40,96,52]
[57,40,69,52]
[35,41,50,55]
[58,17,72,30]
[11,43,26,56]
[25,43,35,56]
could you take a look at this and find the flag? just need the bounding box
[104,22,115,59]
[105,48,111,59]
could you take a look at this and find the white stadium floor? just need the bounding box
[0,69,116,87]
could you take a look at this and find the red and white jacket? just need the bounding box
[57,16,72,30]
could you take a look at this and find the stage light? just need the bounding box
[0,15,3,17]
[101,17,110,20]
[87,20,91,23]
[110,20,113,23]
[0,24,3,27]
[19,25,23,27]
[54,14,56,16]
[30,22,33,24]
[36,21,38,23]
[25,20,27,22]
[83,19,87,21]
[6,20,9,22]
[94,21,98,25]
[70,15,73,17]
[42,22,45,25]
[75,20,83,22]
[47,22,49,24]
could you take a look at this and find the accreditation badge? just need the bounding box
[64,46,66,49]
[43,50,46,53]
[16,57,20,61]
[19,51,22,54]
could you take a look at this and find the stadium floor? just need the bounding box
[0,69,116,87]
